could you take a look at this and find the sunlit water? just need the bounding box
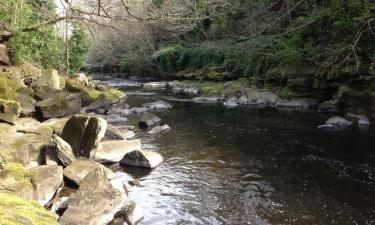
[99,76,375,225]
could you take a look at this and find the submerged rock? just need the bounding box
[138,112,161,129]
[147,124,171,135]
[59,168,128,225]
[0,192,59,225]
[0,99,21,124]
[93,139,142,163]
[28,165,63,206]
[63,159,114,186]
[318,116,353,131]
[120,150,163,169]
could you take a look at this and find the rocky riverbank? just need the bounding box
[139,78,372,130]
[0,64,168,225]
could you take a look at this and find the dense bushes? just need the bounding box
[124,0,374,79]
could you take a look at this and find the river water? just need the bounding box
[103,77,375,225]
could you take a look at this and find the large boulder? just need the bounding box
[138,112,161,129]
[63,159,114,186]
[0,99,21,124]
[28,165,64,206]
[52,134,76,166]
[34,69,61,90]
[119,150,163,169]
[93,139,142,163]
[1,68,25,89]
[61,115,107,158]
[0,163,34,199]
[59,168,128,225]
[35,93,81,120]
[0,192,59,225]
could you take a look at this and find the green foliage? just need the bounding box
[68,24,90,73]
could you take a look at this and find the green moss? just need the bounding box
[279,87,292,99]
[0,192,59,225]
[0,77,17,101]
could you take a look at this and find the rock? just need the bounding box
[0,163,34,199]
[138,112,161,129]
[0,99,21,124]
[130,107,148,114]
[120,150,163,169]
[34,85,61,100]
[119,200,144,225]
[59,168,128,225]
[103,124,135,141]
[143,82,167,89]
[35,93,81,120]
[0,76,17,100]
[61,115,107,158]
[223,99,239,108]
[34,69,61,90]
[246,90,279,106]
[0,192,59,225]
[63,159,114,185]
[51,196,70,215]
[101,114,128,123]
[1,68,25,89]
[141,100,172,111]
[0,130,51,168]
[80,116,107,158]
[86,94,115,112]
[318,116,353,131]
[318,100,339,113]
[193,96,221,103]
[52,134,76,166]
[28,165,64,206]
[147,124,171,135]
[345,112,370,128]
[41,117,69,136]
[44,145,60,166]
[19,63,42,85]
[0,44,10,65]
[93,139,142,163]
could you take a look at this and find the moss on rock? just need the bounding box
[0,192,59,225]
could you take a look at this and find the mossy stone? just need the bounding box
[0,99,21,124]
[0,192,59,225]
[0,163,34,199]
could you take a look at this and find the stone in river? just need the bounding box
[318,116,353,131]
[147,124,171,135]
[119,150,163,169]
[137,112,161,129]
[93,139,142,163]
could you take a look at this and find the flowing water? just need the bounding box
[102,76,375,225]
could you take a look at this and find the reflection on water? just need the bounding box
[107,79,375,225]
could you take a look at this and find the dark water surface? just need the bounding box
[104,77,375,225]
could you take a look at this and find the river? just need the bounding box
[102,76,375,225]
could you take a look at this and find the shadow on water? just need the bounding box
[99,77,375,225]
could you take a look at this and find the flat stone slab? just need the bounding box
[93,139,142,163]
